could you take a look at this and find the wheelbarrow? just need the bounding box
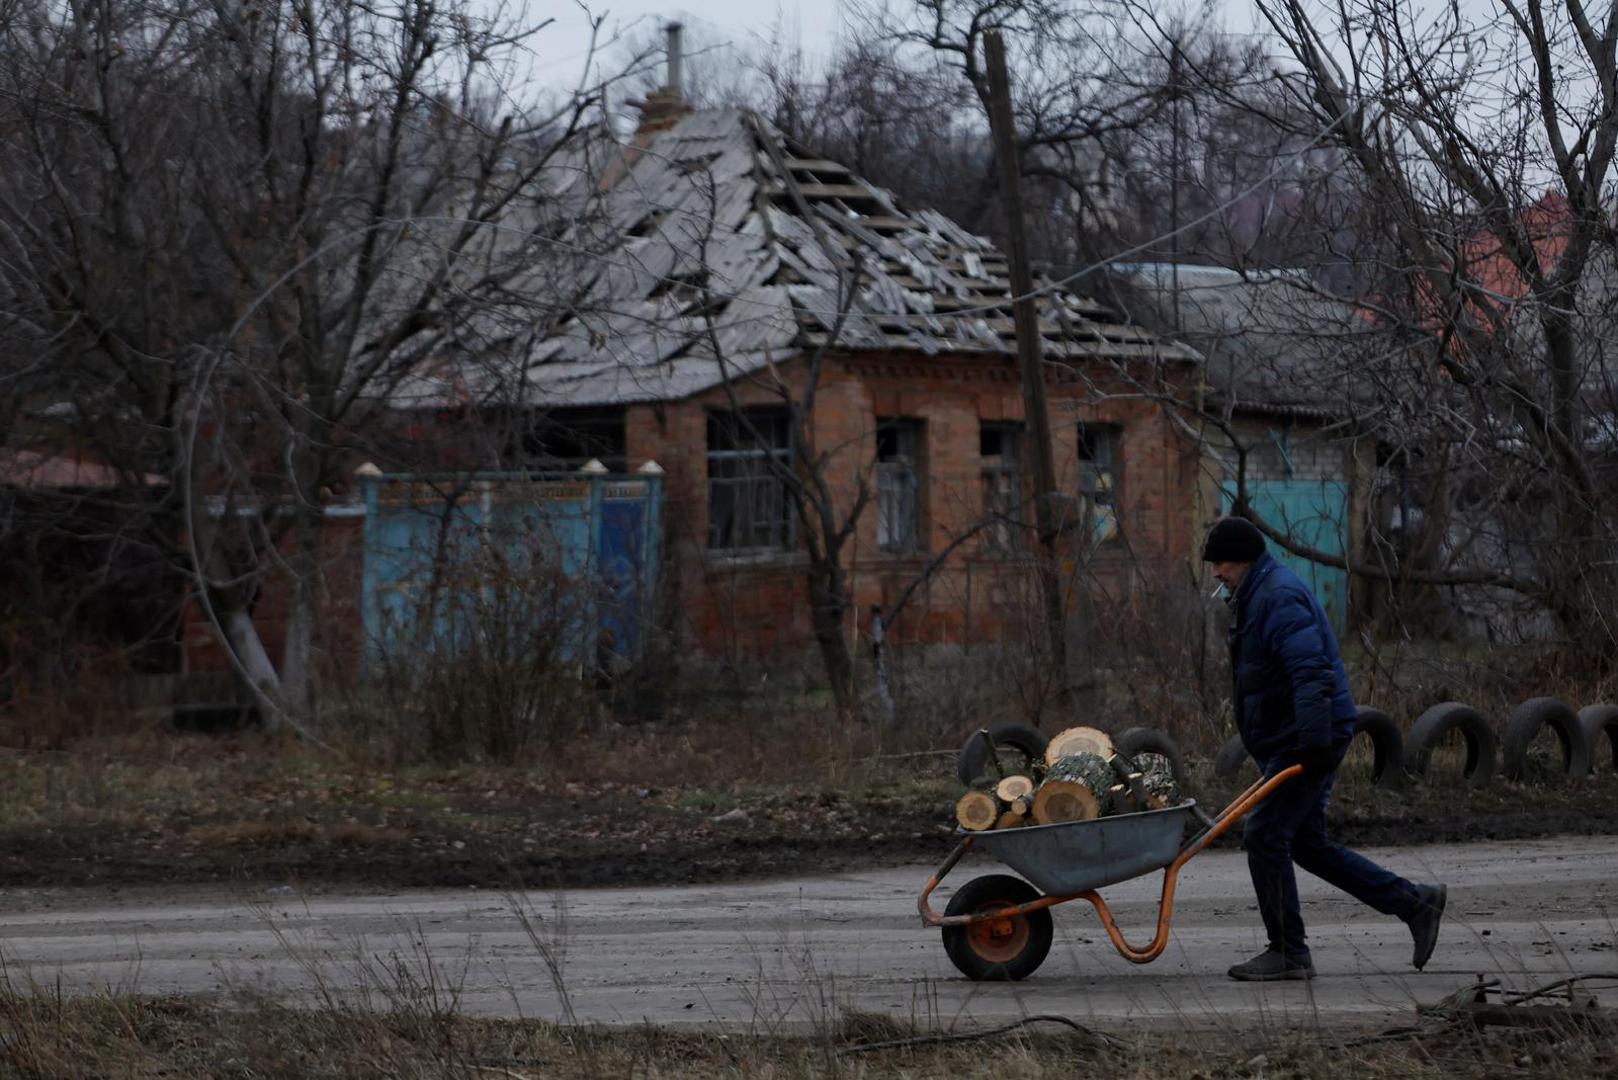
[918,764,1303,980]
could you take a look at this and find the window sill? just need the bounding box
[702,548,806,569]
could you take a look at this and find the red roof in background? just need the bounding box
[1456,191,1573,308]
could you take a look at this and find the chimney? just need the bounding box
[634,21,692,135]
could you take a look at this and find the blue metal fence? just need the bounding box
[1222,478,1350,633]
[358,471,661,668]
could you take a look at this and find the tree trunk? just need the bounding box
[280,506,322,723]
[217,599,290,733]
[807,554,857,718]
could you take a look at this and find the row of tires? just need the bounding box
[1215,699,1618,788]
[954,699,1618,795]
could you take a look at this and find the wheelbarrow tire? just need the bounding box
[955,724,1050,787]
[1353,707,1405,788]
[1578,704,1618,775]
[1214,733,1253,780]
[1113,726,1188,791]
[1405,702,1496,786]
[1502,697,1590,781]
[942,874,1053,982]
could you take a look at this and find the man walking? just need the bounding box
[1204,516,1446,981]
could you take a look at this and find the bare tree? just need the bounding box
[1211,0,1618,659]
[0,0,644,731]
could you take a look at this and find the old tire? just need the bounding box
[941,874,1054,981]
[1578,705,1618,775]
[1502,697,1590,782]
[1353,707,1405,788]
[956,723,1049,787]
[1214,732,1252,780]
[1405,702,1496,786]
[1210,712,1400,786]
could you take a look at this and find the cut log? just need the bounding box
[995,775,1035,803]
[1137,755,1181,809]
[994,809,1025,830]
[955,790,1001,831]
[1044,726,1115,766]
[1010,795,1032,817]
[1030,780,1099,824]
[1031,751,1114,823]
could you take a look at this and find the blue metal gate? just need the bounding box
[1222,478,1350,633]
[358,471,661,667]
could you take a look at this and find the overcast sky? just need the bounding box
[544,1,853,93]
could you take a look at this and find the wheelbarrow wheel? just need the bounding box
[942,874,1053,981]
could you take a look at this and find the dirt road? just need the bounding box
[2,837,1614,1031]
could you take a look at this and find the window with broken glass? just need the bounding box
[980,422,1025,552]
[707,410,794,552]
[1076,423,1122,542]
[875,419,924,553]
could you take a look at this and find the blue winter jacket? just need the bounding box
[1228,552,1357,762]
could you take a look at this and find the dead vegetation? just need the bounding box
[3,985,1617,1079]
[0,661,1616,892]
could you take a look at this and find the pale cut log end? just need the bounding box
[995,774,1035,803]
[955,790,1000,831]
[1045,726,1115,766]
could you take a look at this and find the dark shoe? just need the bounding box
[1407,883,1446,970]
[1227,948,1315,981]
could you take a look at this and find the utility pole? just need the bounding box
[983,29,1070,685]
[1169,39,1183,334]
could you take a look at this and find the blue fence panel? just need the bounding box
[360,471,661,669]
[1221,478,1350,633]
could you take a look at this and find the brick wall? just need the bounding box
[627,350,1206,658]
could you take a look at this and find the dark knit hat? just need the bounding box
[1202,516,1266,562]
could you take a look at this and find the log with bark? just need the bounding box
[1030,751,1114,823]
[1136,755,1181,809]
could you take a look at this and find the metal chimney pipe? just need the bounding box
[665,22,683,97]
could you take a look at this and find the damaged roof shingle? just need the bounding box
[411,107,1196,407]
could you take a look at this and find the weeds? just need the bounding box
[4,985,1616,1077]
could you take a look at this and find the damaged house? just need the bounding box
[378,64,1219,670]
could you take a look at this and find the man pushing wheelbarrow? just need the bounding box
[1203,516,1445,981]
[918,517,1446,982]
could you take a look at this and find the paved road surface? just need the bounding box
[3,837,1615,1030]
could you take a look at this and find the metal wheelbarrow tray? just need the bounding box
[918,765,1303,980]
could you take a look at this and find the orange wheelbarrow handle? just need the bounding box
[918,764,1305,965]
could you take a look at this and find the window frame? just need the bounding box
[705,408,795,553]
[875,418,925,554]
[979,421,1026,554]
[1076,422,1123,542]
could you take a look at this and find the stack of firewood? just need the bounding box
[954,726,1180,832]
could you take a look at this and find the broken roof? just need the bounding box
[435,107,1195,407]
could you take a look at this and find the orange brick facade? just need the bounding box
[627,350,1205,658]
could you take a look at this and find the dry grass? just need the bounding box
[3,986,1615,1078]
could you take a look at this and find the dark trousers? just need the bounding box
[1246,755,1421,959]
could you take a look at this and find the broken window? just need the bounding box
[1077,423,1121,542]
[980,422,1024,552]
[707,409,794,551]
[876,419,924,553]
[518,407,626,471]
